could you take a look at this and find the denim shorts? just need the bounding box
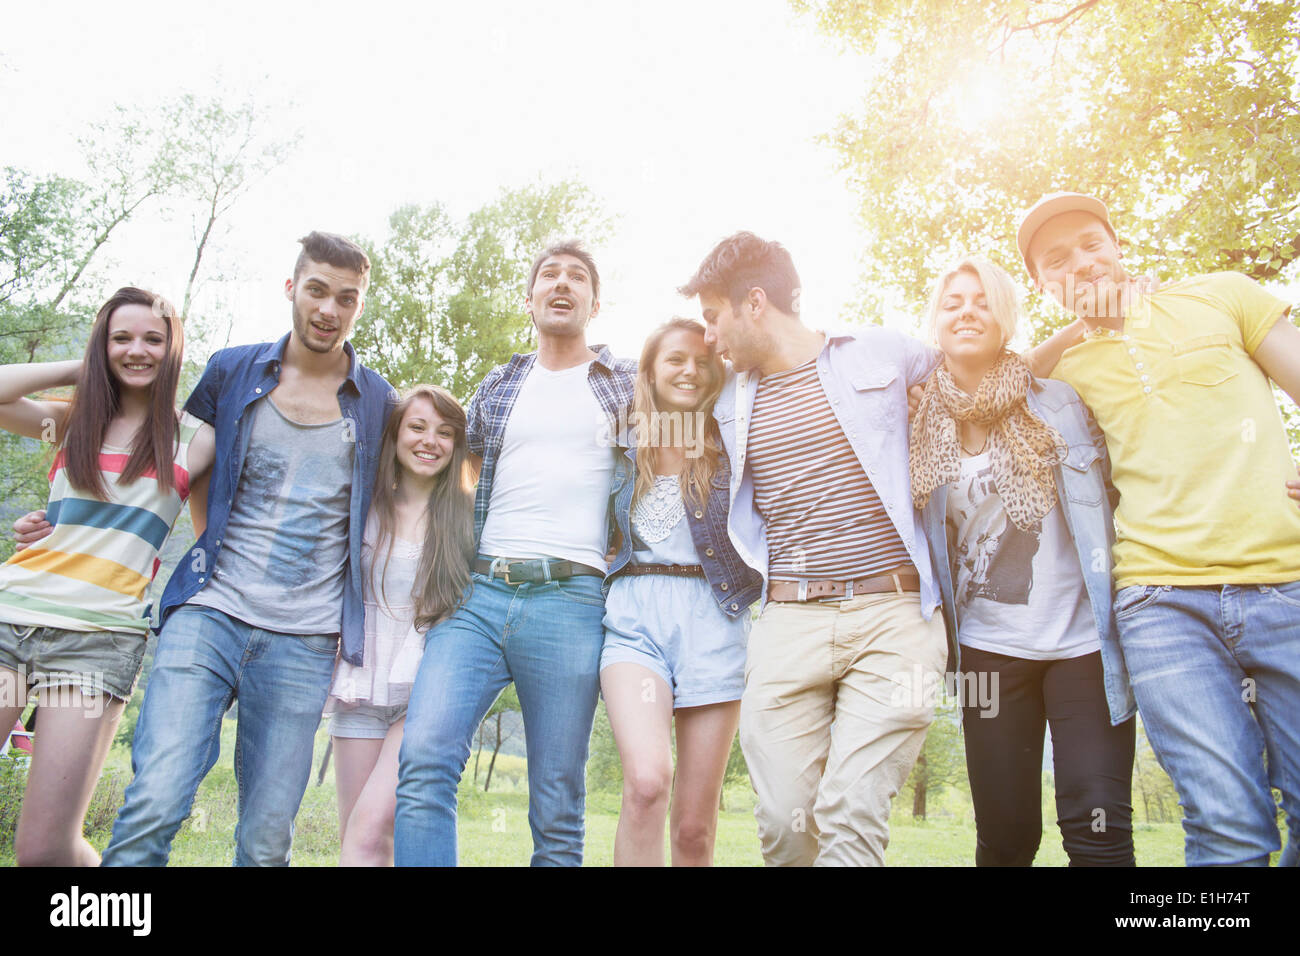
[0,620,146,702]
[600,575,748,709]
[330,700,408,739]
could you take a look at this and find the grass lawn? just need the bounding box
[0,718,1192,867]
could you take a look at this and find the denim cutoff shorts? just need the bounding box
[600,574,748,709]
[329,700,408,739]
[0,620,146,702]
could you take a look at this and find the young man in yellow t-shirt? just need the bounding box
[1018,192,1300,867]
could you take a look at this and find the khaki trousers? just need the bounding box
[739,592,947,866]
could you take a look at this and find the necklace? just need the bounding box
[960,431,989,457]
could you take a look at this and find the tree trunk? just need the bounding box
[473,721,483,785]
[912,753,928,820]
[51,193,157,310]
[484,711,502,792]
[1135,761,1151,824]
[183,193,220,316]
[316,738,332,787]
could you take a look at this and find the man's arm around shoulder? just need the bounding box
[1251,313,1300,407]
[1024,319,1087,379]
[831,324,941,388]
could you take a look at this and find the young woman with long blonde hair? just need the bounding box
[600,317,761,866]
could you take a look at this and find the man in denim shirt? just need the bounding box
[394,240,635,866]
[92,232,395,866]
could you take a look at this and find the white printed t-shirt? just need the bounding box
[945,451,1099,660]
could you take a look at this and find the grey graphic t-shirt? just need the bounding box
[945,451,1099,660]
[191,397,354,635]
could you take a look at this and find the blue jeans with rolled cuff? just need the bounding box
[1115,581,1300,866]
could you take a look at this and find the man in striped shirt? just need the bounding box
[680,231,947,866]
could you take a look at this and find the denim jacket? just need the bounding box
[607,443,762,619]
[920,376,1136,725]
[158,334,396,666]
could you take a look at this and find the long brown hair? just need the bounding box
[369,385,475,631]
[632,317,725,511]
[62,287,184,499]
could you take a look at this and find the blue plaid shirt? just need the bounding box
[467,345,637,546]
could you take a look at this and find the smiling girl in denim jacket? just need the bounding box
[601,317,761,866]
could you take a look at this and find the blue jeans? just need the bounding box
[394,572,606,866]
[1115,582,1300,866]
[100,605,337,866]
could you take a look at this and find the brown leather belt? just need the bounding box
[474,557,604,586]
[618,563,704,578]
[767,567,920,603]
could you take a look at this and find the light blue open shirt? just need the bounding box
[711,326,942,618]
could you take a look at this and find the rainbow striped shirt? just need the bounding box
[0,413,200,634]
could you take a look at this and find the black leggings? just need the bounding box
[959,646,1136,866]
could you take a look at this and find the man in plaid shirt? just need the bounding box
[395,240,635,866]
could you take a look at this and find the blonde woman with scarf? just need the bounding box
[909,256,1136,867]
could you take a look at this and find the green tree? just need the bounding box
[0,168,127,544]
[717,732,750,811]
[59,110,181,312]
[0,95,299,555]
[477,684,521,792]
[0,148,168,364]
[899,699,967,820]
[794,0,1300,339]
[1132,719,1181,824]
[354,179,613,401]
[585,700,624,796]
[0,169,88,314]
[160,93,298,326]
[354,203,457,393]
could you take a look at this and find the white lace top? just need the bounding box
[326,512,426,708]
[631,474,687,544]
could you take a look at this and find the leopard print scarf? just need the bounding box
[909,351,1067,531]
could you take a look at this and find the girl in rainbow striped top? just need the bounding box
[0,287,214,866]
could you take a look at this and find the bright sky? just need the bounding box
[1,0,892,363]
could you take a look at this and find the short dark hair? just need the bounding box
[294,231,372,289]
[527,239,600,302]
[678,231,801,314]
